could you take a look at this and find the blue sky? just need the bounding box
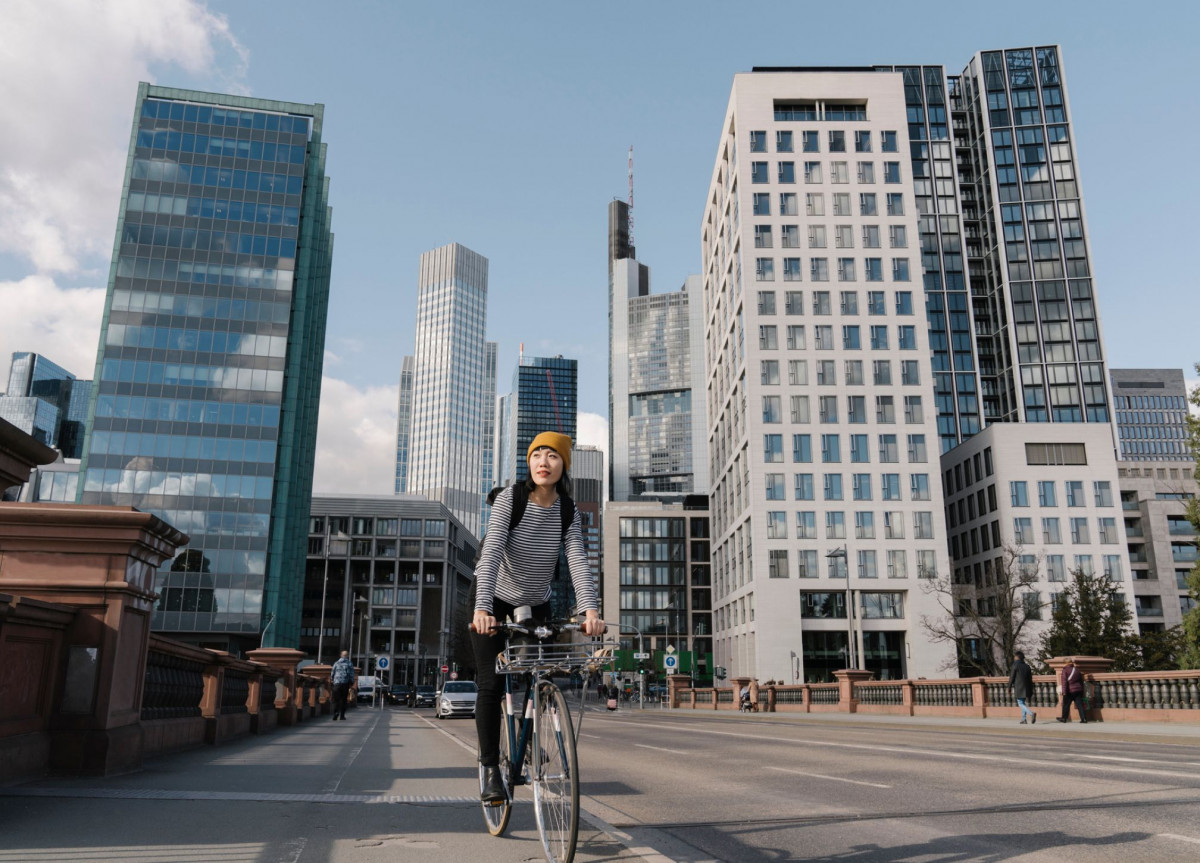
[2,0,1197,492]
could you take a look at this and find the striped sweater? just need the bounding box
[472,485,598,614]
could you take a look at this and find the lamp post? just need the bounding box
[316,562,329,664]
[351,594,368,673]
[825,545,858,670]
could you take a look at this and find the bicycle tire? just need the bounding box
[480,704,514,836]
[532,682,579,863]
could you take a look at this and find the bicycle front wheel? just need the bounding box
[480,707,513,836]
[532,682,579,863]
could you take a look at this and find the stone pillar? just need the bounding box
[667,673,689,708]
[306,665,332,713]
[767,683,777,713]
[246,648,306,726]
[200,651,235,744]
[833,669,874,713]
[730,676,750,711]
[0,503,187,776]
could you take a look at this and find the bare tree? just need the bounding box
[919,542,1046,677]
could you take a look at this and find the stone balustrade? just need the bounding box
[671,660,1200,724]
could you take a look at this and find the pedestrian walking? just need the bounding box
[1056,658,1087,723]
[1009,650,1036,724]
[330,650,355,720]
[469,433,605,803]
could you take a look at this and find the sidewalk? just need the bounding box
[0,705,661,863]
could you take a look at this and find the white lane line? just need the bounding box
[605,719,1200,780]
[277,836,308,863]
[1160,833,1200,845]
[417,712,477,755]
[322,711,383,793]
[582,734,604,740]
[1082,755,1200,767]
[633,743,690,756]
[765,765,892,789]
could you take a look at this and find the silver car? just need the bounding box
[435,680,478,719]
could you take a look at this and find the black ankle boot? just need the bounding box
[481,767,506,802]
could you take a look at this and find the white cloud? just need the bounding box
[0,276,106,380]
[576,411,608,462]
[0,0,246,273]
[312,377,399,495]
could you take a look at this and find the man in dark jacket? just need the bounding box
[330,651,355,720]
[1008,650,1036,724]
[1056,658,1087,723]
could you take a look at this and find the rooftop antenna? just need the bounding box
[627,145,635,248]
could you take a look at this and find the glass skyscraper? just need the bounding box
[78,83,333,653]
[394,355,414,493]
[0,352,91,459]
[498,354,578,487]
[402,243,492,539]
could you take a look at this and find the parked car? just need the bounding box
[386,684,412,706]
[435,681,478,719]
[409,685,436,708]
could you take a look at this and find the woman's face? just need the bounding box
[529,447,563,490]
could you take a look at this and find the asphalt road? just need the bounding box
[437,705,1200,862]
[3,704,1199,862]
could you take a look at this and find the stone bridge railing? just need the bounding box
[669,661,1200,724]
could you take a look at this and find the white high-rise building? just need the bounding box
[703,70,955,682]
[404,243,491,538]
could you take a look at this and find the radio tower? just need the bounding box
[627,145,635,249]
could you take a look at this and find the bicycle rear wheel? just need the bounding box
[532,682,579,863]
[480,709,513,836]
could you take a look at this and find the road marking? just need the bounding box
[1160,833,1200,845]
[765,765,892,788]
[634,743,690,755]
[582,733,604,740]
[606,719,1200,780]
[323,711,382,793]
[1082,755,1200,767]
[417,712,477,755]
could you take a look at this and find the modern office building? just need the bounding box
[77,83,334,653]
[1110,369,1192,463]
[303,495,479,684]
[400,242,492,539]
[479,341,498,529]
[1110,369,1198,632]
[609,200,709,502]
[393,355,414,493]
[0,352,91,458]
[602,496,713,683]
[572,444,605,606]
[941,423,1126,669]
[497,354,577,487]
[702,69,955,682]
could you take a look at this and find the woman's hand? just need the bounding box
[581,610,605,637]
[471,610,496,634]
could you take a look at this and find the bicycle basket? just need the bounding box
[496,639,618,675]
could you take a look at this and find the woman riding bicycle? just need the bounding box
[470,432,605,803]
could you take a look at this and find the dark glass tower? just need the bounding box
[78,83,333,653]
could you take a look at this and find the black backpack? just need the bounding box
[499,482,576,539]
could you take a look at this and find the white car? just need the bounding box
[435,681,478,719]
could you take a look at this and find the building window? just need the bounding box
[911,473,931,500]
[862,225,880,248]
[783,258,803,281]
[806,193,825,216]
[768,548,789,577]
[753,193,771,215]
[755,258,775,281]
[886,550,907,578]
[1038,481,1057,507]
[837,258,856,282]
[892,259,911,281]
[1066,480,1084,507]
[751,161,768,183]
[1094,481,1113,507]
[776,130,794,152]
[765,473,785,500]
[796,511,817,539]
[821,434,841,463]
[860,193,877,216]
[780,192,799,215]
[856,510,875,539]
[762,394,782,423]
[1070,517,1089,544]
[870,326,889,351]
[886,193,904,216]
[792,434,812,463]
[865,258,883,281]
[804,161,823,184]
[794,473,815,500]
[833,192,851,216]
[852,473,872,500]
[829,130,846,152]
[907,434,927,463]
[750,130,767,152]
[889,225,907,248]
[855,130,872,152]
[767,512,788,539]
[778,161,796,183]
[811,258,829,281]
[759,324,778,350]
[881,131,898,152]
[1011,481,1029,507]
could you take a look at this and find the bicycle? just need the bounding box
[479,618,616,863]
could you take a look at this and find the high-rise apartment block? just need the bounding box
[608,200,708,502]
[400,243,492,538]
[703,70,955,681]
[78,83,333,652]
[0,352,91,459]
[572,444,605,603]
[394,355,414,493]
[1111,369,1198,632]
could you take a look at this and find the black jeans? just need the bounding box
[471,596,550,767]
[331,683,350,718]
[1061,691,1086,721]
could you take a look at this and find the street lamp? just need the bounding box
[825,545,859,670]
[351,594,368,673]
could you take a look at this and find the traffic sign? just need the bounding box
[663,654,678,672]
[441,664,449,673]
[450,671,459,680]
[375,657,389,670]
[633,652,650,659]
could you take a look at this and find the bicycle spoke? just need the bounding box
[532,682,579,862]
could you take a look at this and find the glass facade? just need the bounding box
[393,355,414,492]
[1110,369,1192,461]
[405,243,491,538]
[0,352,90,458]
[78,84,333,652]
[501,355,578,486]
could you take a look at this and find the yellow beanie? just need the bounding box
[527,432,572,474]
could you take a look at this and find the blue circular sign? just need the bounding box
[376,657,389,670]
